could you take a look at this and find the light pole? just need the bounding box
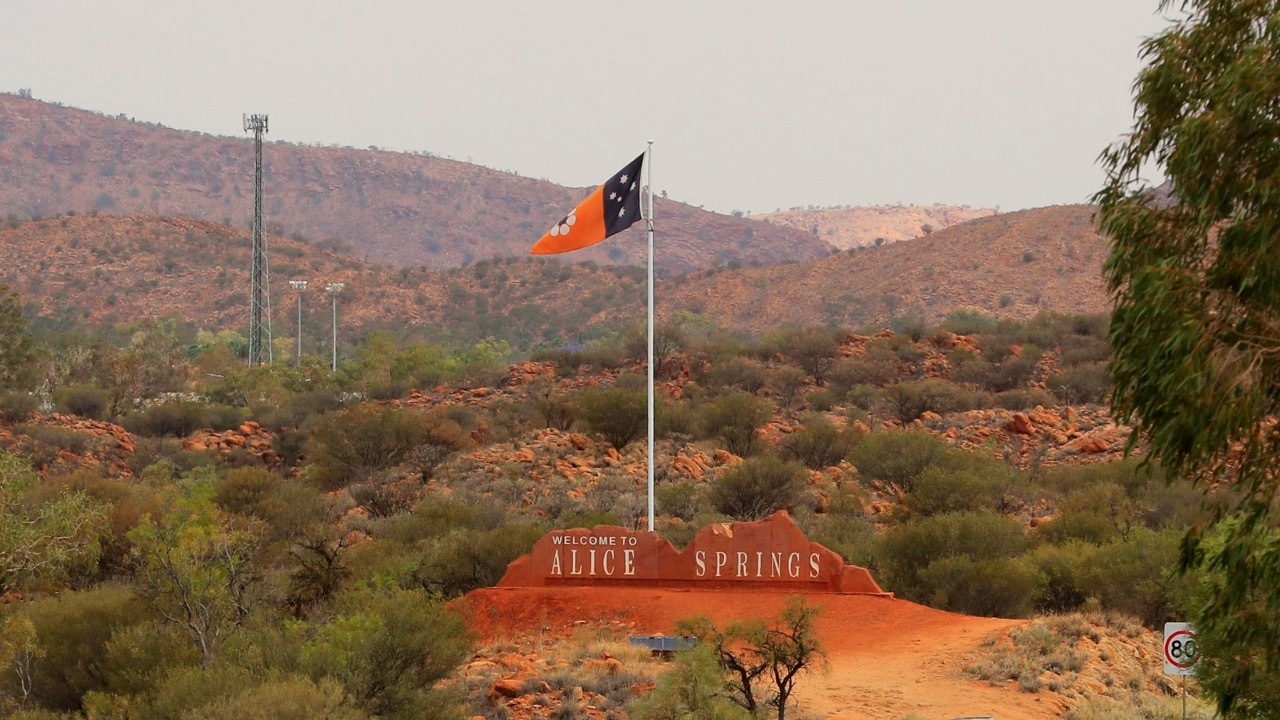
[326,283,344,372]
[289,280,308,363]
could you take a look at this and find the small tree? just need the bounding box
[703,392,774,457]
[676,597,825,720]
[574,386,647,451]
[711,456,806,521]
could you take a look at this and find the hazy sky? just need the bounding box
[2,1,1171,215]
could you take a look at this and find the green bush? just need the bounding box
[655,398,698,439]
[0,390,38,423]
[902,462,1027,517]
[699,356,768,394]
[848,430,959,494]
[828,344,900,392]
[574,386,647,451]
[881,379,989,422]
[702,392,774,457]
[768,365,807,408]
[780,415,862,470]
[710,455,806,520]
[120,401,208,438]
[306,405,465,490]
[879,511,1029,599]
[1047,362,1111,405]
[917,556,1043,617]
[53,384,110,420]
[994,388,1057,410]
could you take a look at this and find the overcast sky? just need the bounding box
[2,1,1171,215]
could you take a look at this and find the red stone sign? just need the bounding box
[498,511,886,594]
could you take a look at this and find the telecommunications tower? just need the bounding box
[244,113,272,366]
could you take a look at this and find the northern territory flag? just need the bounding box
[531,153,645,254]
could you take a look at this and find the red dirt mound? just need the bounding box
[460,587,1056,719]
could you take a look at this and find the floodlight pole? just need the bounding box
[326,283,344,372]
[289,280,308,363]
[244,113,270,367]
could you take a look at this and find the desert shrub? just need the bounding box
[630,643,750,720]
[828,344,900,392]
[1047,362,1111,405]
[1036,483,1136,545]
[940,309,999,336]
[574,387,646,451]
[710,455,806,520]
[16,423,91,456]
[120,401,208,438]
[917,556,1043,617]
[951,352,1040,393]
[760,327,843,384]
[902,462,1028,518]
[657,481,702,522]
[180,676,367,720]
[699,356,768,394]
[848,430,958,494]
[0,584,148,711]
[302,587,472,718]
[202,404,249,432]
[212,467,279,518]
[803,388,838,412]
[53,384,110,420]
[701,392,774,457]
[1059,334,1112,367]
[413,523,544,597]
[994,388,1057,410]
[306,405,465,490]
[768,365,808,408]
[879,511,1029,600]
[655,398,698,439]
[0,390,38,423]
[1076,528,1181,626]
[842,383,881,411]
[1025,541,1094,614]
[880,379,988,422]
[780,415,862,470]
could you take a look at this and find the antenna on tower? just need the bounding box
[244,113,271,366]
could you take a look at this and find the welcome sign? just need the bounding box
[498,511,886,594]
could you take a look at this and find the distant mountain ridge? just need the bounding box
[0,205,1110,348]
[752,203,996,250]
[0,94,831,274]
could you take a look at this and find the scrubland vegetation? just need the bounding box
[0,283,1263,717]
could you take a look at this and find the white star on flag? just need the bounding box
[620,174,629,183]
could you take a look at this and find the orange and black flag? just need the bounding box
[531,153,645,254]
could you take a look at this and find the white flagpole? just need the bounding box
[645,140,655,532]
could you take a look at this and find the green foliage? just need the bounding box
[762,327,843,384]
[880,378,988,423]
[52,383,110,420]
[0,390,38,423]
[779,415,862,470]
[676,597,824,720]
[0,285,41,392]
[631,643,750,720]
[306,405,464,490]
[303,587,471,718]
[767,365,807,408]
[710,455,806,521]
[702,392,774,457]
[0,451,109,594]
[1094,3,1280,709]
[574,386,647,451]
[120,401,212,438]
[699,356,768,395]
[879,511,1031,612]
[847,430,958,494]
[1047,362,1111,405]
[902,461,1027,518]
[0,584,147,711]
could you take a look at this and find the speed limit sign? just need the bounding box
[1163,622,1198,675]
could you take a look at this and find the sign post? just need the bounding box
[1163,622,1198,720]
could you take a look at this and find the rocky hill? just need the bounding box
[667,204,1109,331]
[0,93,830,274]
[0,204,1109,345]
[752,203,996,250]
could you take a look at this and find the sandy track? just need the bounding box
[461,587,1060,719]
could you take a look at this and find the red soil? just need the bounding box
[461,587,1059,719]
